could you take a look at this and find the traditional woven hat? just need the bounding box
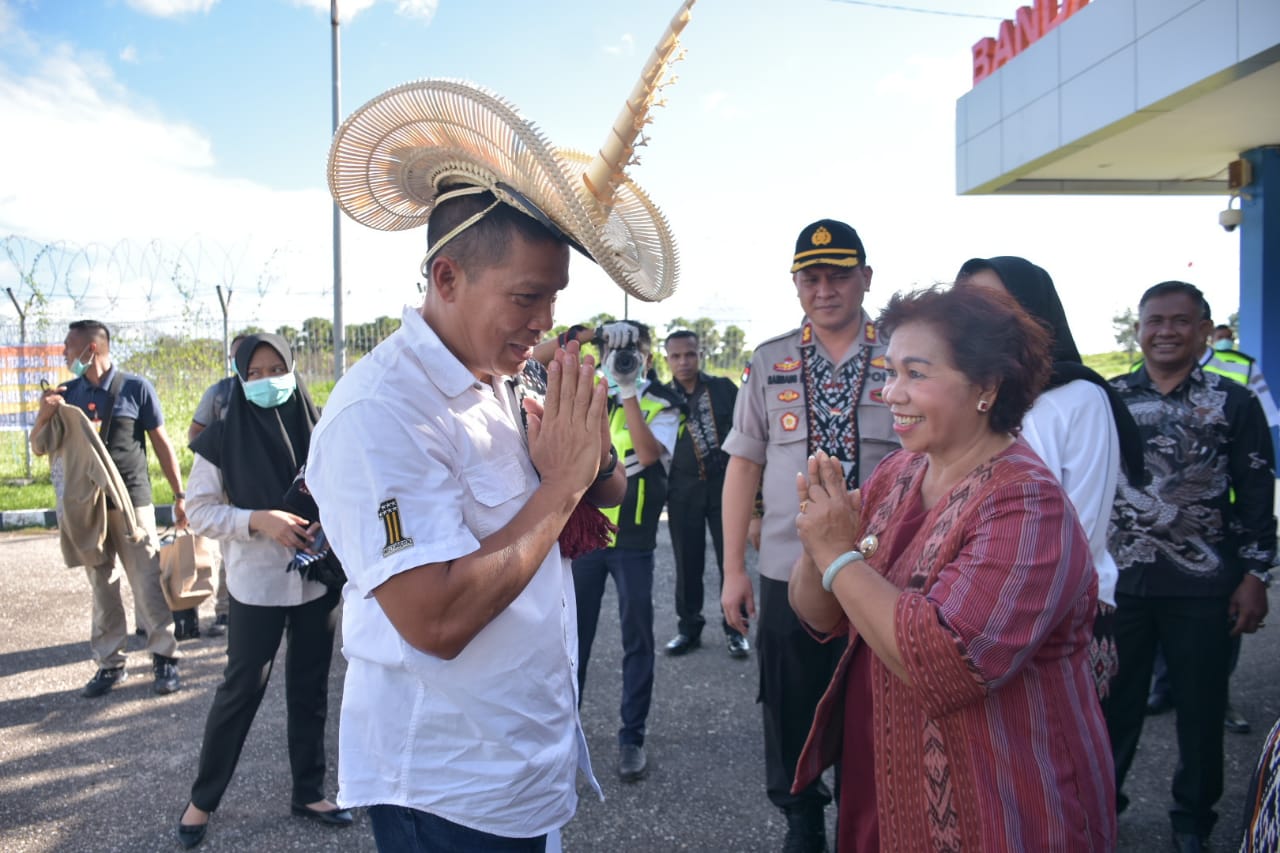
[327,2,694,303]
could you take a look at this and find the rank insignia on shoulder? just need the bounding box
[865,323,878,342]
[378,498,414,557]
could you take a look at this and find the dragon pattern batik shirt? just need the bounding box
[1108,365,1277,599]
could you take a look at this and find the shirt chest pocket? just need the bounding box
[464,455,529,538]
[764,393,808,444]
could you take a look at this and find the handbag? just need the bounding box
[158,528,217,610]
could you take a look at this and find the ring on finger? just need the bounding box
[799,500,809,514]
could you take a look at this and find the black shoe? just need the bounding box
[173,609,200,641]
[152,654,180,695]
[1171,830,1206,852]
[291,803,354,827]
[783,807,828,853]
[727,633,750,658]
[1225,702,1251,734]
[206,614,228,638]
[663,633,701,656]
[1147,691,1173,715]
[81,666,126,698]
[177,810,208,849]
[618,743,647,782]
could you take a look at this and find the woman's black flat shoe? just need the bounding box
[177,819,207,849]
[291,803,354,827]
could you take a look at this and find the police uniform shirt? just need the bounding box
[722,313,896,581]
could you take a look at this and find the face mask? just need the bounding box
[1213,339,1232,352]
[68,346,92,378]
[241,373,297,408]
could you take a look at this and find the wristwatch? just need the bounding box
[174,491,186,500]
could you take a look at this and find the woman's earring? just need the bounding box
[976,399,991,413]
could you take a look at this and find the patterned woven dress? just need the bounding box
[793,441,1116,851]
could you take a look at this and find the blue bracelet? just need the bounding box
[822,550,864,592]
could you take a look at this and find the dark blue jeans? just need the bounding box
[572,546,655,746]
[367,805,546,852]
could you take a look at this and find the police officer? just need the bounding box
[721,220,897,853]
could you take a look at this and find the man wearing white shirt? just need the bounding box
[307,191,625,851]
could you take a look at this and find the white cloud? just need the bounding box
[603,33,634,56]
[119,44,139,64]
[395,0,437,22]
[288,0,433,24]
[125,0,219,17]
[0,33,382,334]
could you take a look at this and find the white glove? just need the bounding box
[599,321,639,350]
[604,350,641,400]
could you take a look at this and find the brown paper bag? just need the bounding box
[159,529,216,610]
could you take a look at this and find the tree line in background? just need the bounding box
[217,313,755,378]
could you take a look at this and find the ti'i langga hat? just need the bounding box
[790,218,867,273]
[326,1,697,303]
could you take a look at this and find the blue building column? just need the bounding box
[1236,146,1280,450]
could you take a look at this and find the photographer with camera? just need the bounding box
[570,319,680,783]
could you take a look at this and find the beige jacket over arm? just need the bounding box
[31,402,141,568]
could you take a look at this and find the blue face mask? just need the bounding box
[241,373,296,408]
[1212,339,1233,352]
[68,345,92,378]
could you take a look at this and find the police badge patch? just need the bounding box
[379,498,414,557]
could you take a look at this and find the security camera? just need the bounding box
[1219,208,1243,232]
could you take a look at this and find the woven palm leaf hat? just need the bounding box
[327,1,695,303]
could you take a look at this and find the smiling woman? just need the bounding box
[787,285,1115,851]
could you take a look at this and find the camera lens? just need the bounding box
[612,349,640,375]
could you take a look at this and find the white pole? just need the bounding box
[331,0,346,381]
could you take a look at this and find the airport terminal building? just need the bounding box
[955,0,1279,384]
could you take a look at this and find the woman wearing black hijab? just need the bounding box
[177,334,350,848]
[958,256,1145,700]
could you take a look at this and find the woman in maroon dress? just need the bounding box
[790,285,1115,851]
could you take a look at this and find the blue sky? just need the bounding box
[0,0,1241,353]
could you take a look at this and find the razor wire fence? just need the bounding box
[0,234,400,485]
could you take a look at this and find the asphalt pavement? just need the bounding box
[1,524,1277,852]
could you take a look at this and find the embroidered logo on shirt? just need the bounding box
[870,355,886,369]
[774,357,801,373]
[378,498,414,557]
[777,389,800,403]
[780,412,800,432]
[741,363,751,384]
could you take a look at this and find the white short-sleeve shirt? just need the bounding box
[1020,379,1121,606]
[306,305,599,837]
